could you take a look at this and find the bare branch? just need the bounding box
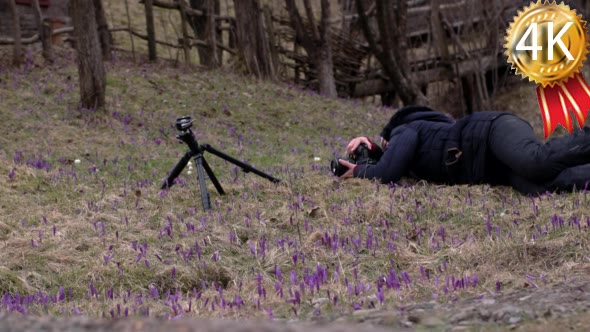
[356,0,382,57]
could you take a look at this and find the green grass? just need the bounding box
[1,47,590,323]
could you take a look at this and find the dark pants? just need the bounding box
[507,165,590,195]
[488,115,590,183]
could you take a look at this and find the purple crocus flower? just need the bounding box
[149,286,159,299]
[438,226,446,242]
[274,281,284,298]
[275,265,283,282]
[89,283,97,298]
[265,307,274,319]
[58,287,65,302]
[103,253,113,265]
[401,271,411,287]
[231,295,242,309]
[376,288,385,304]
[540,274,547,284]
[419,266,425,283]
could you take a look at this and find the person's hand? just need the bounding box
[380,136,388,150]
[338,159,356,179]
[346,136,373,155]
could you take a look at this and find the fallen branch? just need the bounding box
[0,26,73,45]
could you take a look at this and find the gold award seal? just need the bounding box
[505,1,590,138]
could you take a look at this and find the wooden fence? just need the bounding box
[5,0,590,111]
[269,0,532,112]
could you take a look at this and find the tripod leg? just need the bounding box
[161,151,193,190]
[202,144,281,183]
[201,157,226,195]
[193,153,212,210]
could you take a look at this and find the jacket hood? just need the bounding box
[380,106,454,139]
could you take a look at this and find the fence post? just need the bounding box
[144,0,157,61]
[430,0,449,62]
[124,0,136,61]
[178,0,192,66]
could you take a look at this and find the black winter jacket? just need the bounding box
[353,107,511,185]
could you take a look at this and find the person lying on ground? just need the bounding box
[337,106,590,194]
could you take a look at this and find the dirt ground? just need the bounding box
[2,273,590,331]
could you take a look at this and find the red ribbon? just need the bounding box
[536,73,590,138]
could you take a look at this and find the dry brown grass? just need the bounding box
[1,27,590,325]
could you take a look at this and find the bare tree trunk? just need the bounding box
[357,0,428,106]
[189,0,208,64]
[233,0,275,79]
[189,0,220,67]
[93,0,112,60]
[71,0,106,110]
[393,0,408,70]
[32,0,54,63]
[206,0,219,66]
[144,0,157,61]
[285,0,337,97]
[9,0,22,66]
[317,0,336,97]
[213,0,222,62]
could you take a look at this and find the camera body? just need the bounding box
[330,143,383,177]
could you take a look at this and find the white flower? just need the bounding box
[313,157,321,161]
[74,159,81,164]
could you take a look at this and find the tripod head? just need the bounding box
[176,116,195,132]
[174,116,201,153]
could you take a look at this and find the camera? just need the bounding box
[330,143,383,177]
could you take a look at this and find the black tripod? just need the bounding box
[161,116,281,210]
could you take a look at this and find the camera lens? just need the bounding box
[330,159,339,175]
[330,158,350,177]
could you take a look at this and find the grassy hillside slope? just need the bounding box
[1,53,589,324]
